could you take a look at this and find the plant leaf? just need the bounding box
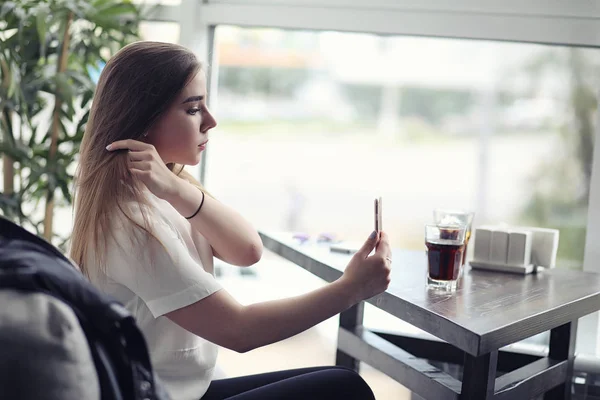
[36,9,48,58]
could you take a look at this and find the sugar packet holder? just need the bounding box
[470,226,559,275]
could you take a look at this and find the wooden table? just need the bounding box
[259,231,600,400]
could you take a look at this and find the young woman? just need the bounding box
[71,41,392,400]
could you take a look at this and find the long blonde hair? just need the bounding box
[70,41,206,277]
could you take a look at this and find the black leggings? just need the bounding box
[201,366,375,400]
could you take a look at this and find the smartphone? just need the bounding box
[375,197,382,232]
[330,197,382,254]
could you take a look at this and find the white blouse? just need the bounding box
[88,191,221,400]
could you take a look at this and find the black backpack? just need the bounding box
[0,216,171,400]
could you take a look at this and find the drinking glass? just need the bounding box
[425,224,466,291]
[433,209,475,266]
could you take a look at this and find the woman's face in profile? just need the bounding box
[148,71,217,165]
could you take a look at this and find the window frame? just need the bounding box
[148,0,600,355]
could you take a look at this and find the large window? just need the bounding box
[206,25,600,270]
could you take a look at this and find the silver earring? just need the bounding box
[143,132,148,138]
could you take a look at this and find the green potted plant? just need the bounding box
[0,0,143,247]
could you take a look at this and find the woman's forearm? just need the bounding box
[167,178,263,266]
[239,277,358,352]
[165,230,387,354]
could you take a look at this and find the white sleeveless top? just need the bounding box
[87,192,221,400]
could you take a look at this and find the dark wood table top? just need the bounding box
[259,231,600,356]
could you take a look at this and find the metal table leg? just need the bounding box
[336,302,364,372]
[544,321,578,400]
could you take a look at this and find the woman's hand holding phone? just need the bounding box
[340,230,392,303]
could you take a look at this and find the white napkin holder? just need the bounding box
[470,225,559,274]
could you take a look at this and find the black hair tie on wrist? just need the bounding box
[185,191,205,220]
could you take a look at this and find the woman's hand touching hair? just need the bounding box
[107,139,180,201]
